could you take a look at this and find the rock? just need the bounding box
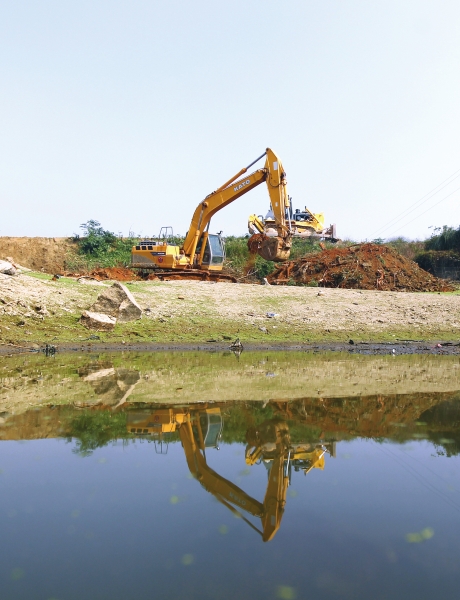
[0,260,17,276]
[119,298,142,323]
[80,310,116,331]
[89,282,142,323]
[34,304,49,316]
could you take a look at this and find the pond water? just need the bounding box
[1,351,460,600]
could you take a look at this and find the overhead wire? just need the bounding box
[370,167,460,239]
[399,446,460,495]
[374,442,460,513]
[387,185,460,237]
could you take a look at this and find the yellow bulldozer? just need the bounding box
[248,206,337,241]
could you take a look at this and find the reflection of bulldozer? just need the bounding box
[245,419,336,475]
[127,405,333,542]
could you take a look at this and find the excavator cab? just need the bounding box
[196,233,225,268]
[193,408,223,449]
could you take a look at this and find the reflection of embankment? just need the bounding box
[270,391,460,439]
[2,393,460,455]
[417,400,460,456]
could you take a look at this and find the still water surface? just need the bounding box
[1,351,460,599]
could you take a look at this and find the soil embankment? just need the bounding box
[0,237,77,273]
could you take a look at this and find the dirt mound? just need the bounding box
[0,237,78,273]
[267,243,454,291]
[88,267,139,281]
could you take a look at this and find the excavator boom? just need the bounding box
[182,169,268,258]
[180,421,264,518]
[182,148,292,263]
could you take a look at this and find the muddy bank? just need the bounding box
[1,340,460,356]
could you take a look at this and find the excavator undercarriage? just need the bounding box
[141,270,237,283]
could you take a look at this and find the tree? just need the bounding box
[77,220,117,255]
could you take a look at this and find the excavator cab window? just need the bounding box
[294,212,313,222]
[201,234,225,266]
[199,412,223,448]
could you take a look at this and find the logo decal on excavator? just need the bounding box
[234,179,251,192]
[229,491,247,506]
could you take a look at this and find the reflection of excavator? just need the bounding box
[127,405,333,542]
[131,148,293,280]
[249,206,337,241]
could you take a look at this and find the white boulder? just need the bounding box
[89,282,142,323]
[80,310,117,331]
[0,260,17,276]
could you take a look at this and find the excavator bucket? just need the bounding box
[248,234,292,262]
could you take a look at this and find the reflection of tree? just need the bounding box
[419,398,460,457]
[68,411,130,457]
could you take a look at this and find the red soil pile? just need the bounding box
[88,267,139,281]
[267,243,454,292]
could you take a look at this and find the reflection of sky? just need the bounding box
[0,439,459,600]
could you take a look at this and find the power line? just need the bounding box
[387,185,460,237]
[375,443,460,513]
[370,167,460,238]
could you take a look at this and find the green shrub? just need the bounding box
[70,220,139,270]
[425,225,460,252]
[386,237,425,260]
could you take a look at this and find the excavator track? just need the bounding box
[138,269,237,283]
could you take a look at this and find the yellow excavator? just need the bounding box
[126,405,332,542]
[131,148,292,281]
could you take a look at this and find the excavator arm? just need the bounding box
[182,148,292,263]
[180,421,264,517]
[182,169,268,259]
[261,453,289,542]
[179,419,289,542]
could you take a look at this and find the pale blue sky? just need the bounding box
[1,0,459,240]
